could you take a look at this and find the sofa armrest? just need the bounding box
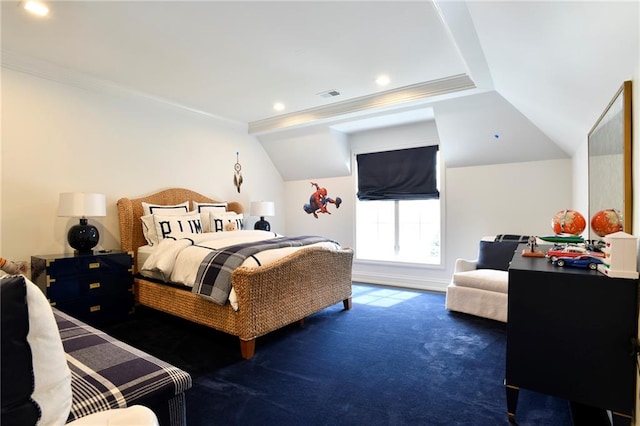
[454,258,478,273]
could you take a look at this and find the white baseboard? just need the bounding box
[352,272,448,293]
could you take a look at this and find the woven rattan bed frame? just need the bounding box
[116,188,353,359]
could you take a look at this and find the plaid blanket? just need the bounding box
[55,309,192,426]
[193,235,336,304]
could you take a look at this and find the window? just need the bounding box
[356,199,440,264]
[355,146,441,265]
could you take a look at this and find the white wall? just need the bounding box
[1,68,284,264]
[283,176,354,244]
[282,116,573,292]
[446,159,572,264]
[437,158,573,291]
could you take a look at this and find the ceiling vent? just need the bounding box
[317,90,341,98]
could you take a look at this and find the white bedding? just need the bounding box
[139,230,341,310]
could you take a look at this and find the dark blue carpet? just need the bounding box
[105,284,574,426]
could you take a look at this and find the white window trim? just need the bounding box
[351,141,446,269]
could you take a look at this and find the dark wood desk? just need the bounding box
[505,250,638,425]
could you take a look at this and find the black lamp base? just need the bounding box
[68,218,99,255]
[254,217,271,231]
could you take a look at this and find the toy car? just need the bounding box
[584,239,605,253]
[552,255,603,270]
[546,245,604,261]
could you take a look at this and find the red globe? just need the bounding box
[591,209,623,237]
[551,210,586,235]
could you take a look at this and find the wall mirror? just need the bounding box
[588,80,632,240]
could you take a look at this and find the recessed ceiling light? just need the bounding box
[22,0,49,17]
[376,75,390,86]
[273,102,285,112]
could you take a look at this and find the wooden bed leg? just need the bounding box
[343,297,352,310]
[240,339,256,359]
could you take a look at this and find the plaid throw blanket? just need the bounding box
[193,235,336,304]
[55,309,192,425]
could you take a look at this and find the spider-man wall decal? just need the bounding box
[303,182,342,218]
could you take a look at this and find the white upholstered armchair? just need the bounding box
[445,235,528,323]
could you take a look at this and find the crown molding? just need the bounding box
[0,49,242,126]
[248,74,476,135]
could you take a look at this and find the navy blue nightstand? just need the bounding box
[31,251,134,327]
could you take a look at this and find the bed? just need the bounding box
[116,188,354,359]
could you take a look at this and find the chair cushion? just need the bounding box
[452,269,508,293]
[476,240,519,271]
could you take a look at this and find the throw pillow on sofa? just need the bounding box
[1,275,40,426]
[476,241,520,271]
[1,275,72,426]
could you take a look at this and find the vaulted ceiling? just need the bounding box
[2,1,638,179]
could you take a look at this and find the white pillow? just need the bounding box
[210,212,244,232]
[153,212,203,241]
[141,207,192,246]
[141,215,156,246]
[193,201,227,213]
[142,201,189,216]
[25,277,73,426]
[192,202,227,232]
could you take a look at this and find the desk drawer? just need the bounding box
[52,294,135,326]
[47,272,133,301]
[44,253,133,278]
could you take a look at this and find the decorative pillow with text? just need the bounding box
[152,212,203,242]
[209,212,244,232]
[193,201,228,232]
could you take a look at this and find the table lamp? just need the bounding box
[58,192,106,255]
[251,201,275,231]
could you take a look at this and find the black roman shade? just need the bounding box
[356,145,439,201]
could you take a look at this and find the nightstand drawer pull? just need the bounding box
[46,276,55,287]
[88,262,101,269]
[89,282,101,289]
[90,305,101,312]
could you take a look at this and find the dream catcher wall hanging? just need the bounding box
[233,152,243,193]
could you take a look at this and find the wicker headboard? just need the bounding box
[116,188,244,270]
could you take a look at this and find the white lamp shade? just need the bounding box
[58,193,107,217]
[250,201,275,217]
